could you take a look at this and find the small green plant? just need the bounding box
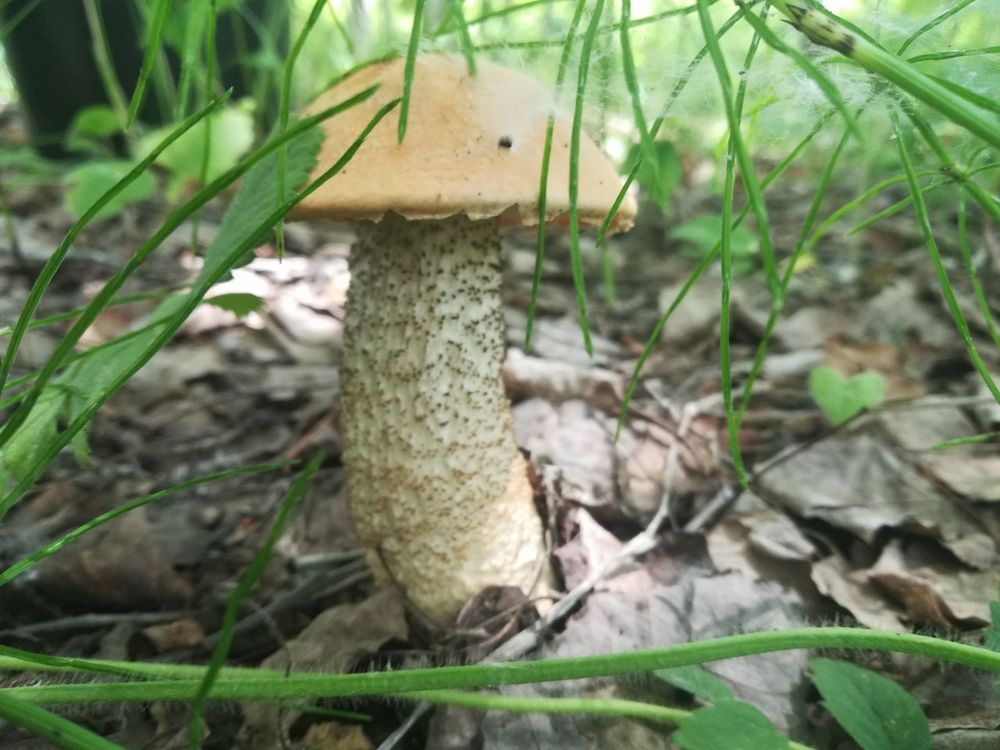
[622,138,683,212]
[671,212,759,273]
[808,366,886,425]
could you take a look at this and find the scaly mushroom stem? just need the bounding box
[341,213,549,621]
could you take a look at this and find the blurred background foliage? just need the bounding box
[1,0,998,171]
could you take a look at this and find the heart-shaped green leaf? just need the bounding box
[809,366,886,425]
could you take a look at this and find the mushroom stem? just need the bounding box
[341,213,548,621]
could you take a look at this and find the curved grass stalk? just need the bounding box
[5,628,1000,702]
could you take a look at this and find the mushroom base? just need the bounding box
[341,213,550,622]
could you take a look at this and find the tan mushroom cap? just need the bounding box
[293,54,636,233]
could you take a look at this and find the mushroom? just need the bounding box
[294,54,635,621]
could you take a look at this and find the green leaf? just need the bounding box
[670,214,757,271]
[808,366,885,425]
[622,140,683,211]
[672,699,788,750]
[64,161,157,220]
[653,665,734,704]
[810,658,931,750]
[66,105,122,152]
[204,293,265,318]
[2,388,62,480]
[139,104,255,200]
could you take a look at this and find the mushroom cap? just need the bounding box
[293,54,636,233]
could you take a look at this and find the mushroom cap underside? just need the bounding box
[293,54,636,233]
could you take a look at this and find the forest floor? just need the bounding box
[1,134,999,749]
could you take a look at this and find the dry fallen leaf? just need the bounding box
[864,539,999,627]
[812,553,907,632]
[757,433,997,570]
[920,451,1000,502]
[33,509,193,610]
[707,492,818,600]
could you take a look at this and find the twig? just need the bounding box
[0,611,183,637]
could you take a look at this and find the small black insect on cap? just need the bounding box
[498,136,513,150]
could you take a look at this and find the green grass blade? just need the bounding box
[615,108,831,441]
[0,92,231,404]
[932,432,1000,450]
[738,4,859,139]
[896,95,1000,226]
[565,0,607,357]
[0,0,44,40]
[696,0,766,485]
[777,3,1000,150]
[907,45,1000,63]
[398,0,427,144]
[449,0,478,75]
[460,0,569,30]
[475,0,723,52]
[596,6,748,247]
[81,0,129,128]
[524,0,588,349]
[191,0,218,251]
[126,0,170,128]
[0,318,184,412]
[897,0,979,55]
[0,97,399,518]
[846,163,1000,235]
[175,0,210,118]
[957,191,1000,349]
[0,287,179,339]
[0,692,120,750]
[891,109,1000,406]
[738,118,854,423]
[276,0,330,260]
[619,0,657,211]
[928,75,1000,116]
[189,454,322,749]
[0,463,286,587]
